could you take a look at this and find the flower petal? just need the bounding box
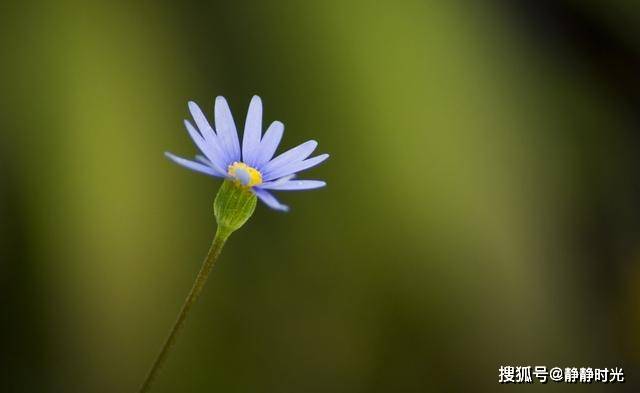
[187,102,228,162]
[258,180,326,191]
[262,174,296,187]
[254,188,290,211]
[183,119,228,173]
[242,95,263,166]
[214,96,241,163]
[188,101,213,135]
[261,140,317,177]
[253,121,284,169]
[165,152,225,177]
[195,154,213,166]
[264,154,329,181]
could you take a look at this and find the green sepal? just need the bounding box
[214,179,257,237]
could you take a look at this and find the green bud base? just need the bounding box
[214,179,257,236]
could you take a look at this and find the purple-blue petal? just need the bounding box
[262,174,296,186]
[261,140,317,177]
[188,101,232,164]
[254,188,290,211]
[263,153,329,181]
[214,96,241,163]
[258,180,326,191]
[253,121,284,169]
[188,101,213,135]
[183,120,228,173]
[195,154,208,163]
[165,152,225,177]
[242,95,263,167]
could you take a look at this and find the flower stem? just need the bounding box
[137,227,231,393]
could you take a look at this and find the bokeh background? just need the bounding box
[2,0,640,392]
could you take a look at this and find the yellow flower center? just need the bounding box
[227,162,263,187]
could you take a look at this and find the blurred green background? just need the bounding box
[2,0,640,392]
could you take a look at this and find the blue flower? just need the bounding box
[166,96,328,211]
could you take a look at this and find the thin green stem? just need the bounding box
[137,227,231,393]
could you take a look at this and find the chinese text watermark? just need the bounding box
[498,366,625,384]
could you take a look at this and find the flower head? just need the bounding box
[166,96,328,211]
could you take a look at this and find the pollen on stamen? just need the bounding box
[227,162,263,187]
